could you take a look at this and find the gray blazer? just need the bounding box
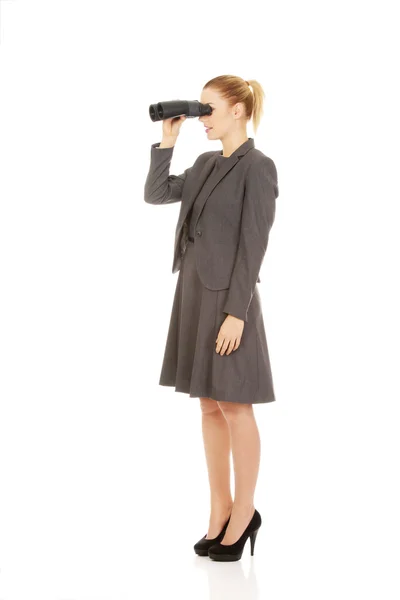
[144,137,279,322]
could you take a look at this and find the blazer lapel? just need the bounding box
[177,154,217,230]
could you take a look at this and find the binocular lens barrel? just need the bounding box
[149,100,212,122]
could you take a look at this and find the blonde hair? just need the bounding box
[202,75,265,134]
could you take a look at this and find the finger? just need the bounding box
[233,337,241,351]
[216,338,224,354]
[225,338,236,355]
[220,338,230,356]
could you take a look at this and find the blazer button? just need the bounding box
[196,230,202,237]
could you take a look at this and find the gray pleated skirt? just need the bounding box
[159,238,276,404]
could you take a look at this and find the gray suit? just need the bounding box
[144,137,279,323]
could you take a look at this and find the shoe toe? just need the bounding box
[194,535,216,555]
[207,542,225,556]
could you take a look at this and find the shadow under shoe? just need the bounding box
[208,508,262,562]
[193,515,231,556]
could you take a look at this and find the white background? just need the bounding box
[0,0,399,598]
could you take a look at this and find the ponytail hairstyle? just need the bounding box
[202,75,265,135]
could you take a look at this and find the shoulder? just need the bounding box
[248,149,277,182]
[246,149,279,197]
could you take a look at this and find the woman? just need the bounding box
[144,75,279,561]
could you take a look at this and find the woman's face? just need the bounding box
[199,88,245,140]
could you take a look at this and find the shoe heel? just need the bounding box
[250,527,259,556]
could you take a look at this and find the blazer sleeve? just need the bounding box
[144,142,192,205]
[222,157,279,323]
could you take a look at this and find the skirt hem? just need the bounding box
[158,381,276,404]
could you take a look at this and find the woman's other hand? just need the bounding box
[215,315,244,355]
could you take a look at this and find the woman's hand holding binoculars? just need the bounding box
[159,115,187,148]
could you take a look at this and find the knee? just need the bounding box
[199,396,223,416]
[217,401,253,422]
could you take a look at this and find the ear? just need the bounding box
[233,102,245,119]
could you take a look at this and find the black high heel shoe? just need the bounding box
[207,508,262,561]
[194,515,231,556]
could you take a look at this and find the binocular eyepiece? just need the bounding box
[149,100,212,122]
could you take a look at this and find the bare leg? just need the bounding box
[199,397,234,538]
[216,401,260,544]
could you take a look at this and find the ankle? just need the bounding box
[210,506,232,519]
[231,502,255,515]
[211,496,233,506]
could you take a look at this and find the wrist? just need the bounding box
[159,136,177,148]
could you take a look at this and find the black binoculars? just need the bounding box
[149,100,213,122]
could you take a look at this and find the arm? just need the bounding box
[144,142,192,205]
[222,157,279,323]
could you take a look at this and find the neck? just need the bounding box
[220,131,249,157]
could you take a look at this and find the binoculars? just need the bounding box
[149,100,213,122]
